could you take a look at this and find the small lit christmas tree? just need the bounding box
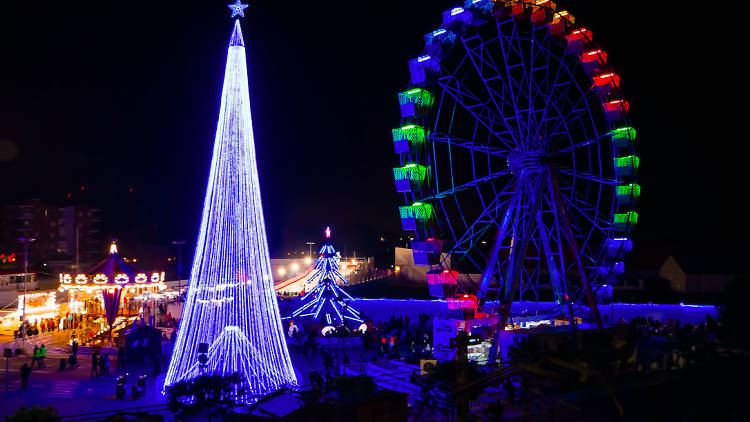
[290,227,363,326]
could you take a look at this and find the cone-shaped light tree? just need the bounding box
[164,9,297,402]
[290,227,363,326]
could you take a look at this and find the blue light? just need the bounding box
[227,0,249,18]
[164,19,297,404]
[432,29,447,36]
[287,230,363,325]
[451,7,465,16]
[417,55,431,62]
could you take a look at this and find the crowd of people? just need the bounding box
[12,313,90,339]
[626,313,720,372]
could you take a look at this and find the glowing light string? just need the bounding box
[164,17,297,404]
[288,228,363,325]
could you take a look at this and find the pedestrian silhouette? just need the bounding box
[20,363,31,389]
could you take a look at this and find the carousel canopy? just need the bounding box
[59,242,165,291]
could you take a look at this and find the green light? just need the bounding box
[614,155,640,169]
[398,203,433,220]
[611,127,636,147]
[392,125,426,147]
[397,89,435,108]
[610,127,636,139]
[393,164,427,182]
[614,211,639,231]
[616,183,641,197]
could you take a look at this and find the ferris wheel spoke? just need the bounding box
[554,168,617,186]
[553,185,611,232]
[429,133,508,157]
[437,77,517,151]
[553,130,613,155]
[441,192,514,262]
[460,35,524,143]
[423,169,512,201]
[544,92,593,150]
[524,29,554,150]
[530,37,569,145]
[495,20,533,142]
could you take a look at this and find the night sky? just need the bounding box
[0,1,742,260]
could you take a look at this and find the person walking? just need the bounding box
[30,346,38,369]
[38,344,46,368]
[99,353,109,376]
[72,339,79,357]
[90,352,99,378]
[20,363,31,390]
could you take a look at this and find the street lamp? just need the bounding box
[17,236,36,347]
[172,241,186,296]
[305,242,316,258]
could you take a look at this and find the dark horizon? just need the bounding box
[0,1,742,261]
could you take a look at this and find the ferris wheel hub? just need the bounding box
[506,150,548,174]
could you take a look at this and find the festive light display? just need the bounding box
[164,15,297,403]
[289,228,363,325]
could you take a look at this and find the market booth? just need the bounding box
[58,242,166,343]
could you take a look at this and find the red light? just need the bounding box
[80,186,85,191]
[67,193,71,198]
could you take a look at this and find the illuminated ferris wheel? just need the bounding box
[392,0,639,328]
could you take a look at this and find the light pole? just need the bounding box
[172,241,186,296]
[305,242,315,258]
[75,223,80,271]
[18,236,36,348]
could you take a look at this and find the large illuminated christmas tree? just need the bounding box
[290,227,363,326]
[165,2,297,403]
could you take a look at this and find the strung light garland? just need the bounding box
[164,16,297,404]
[18,291,59,315]
[115,273,130,284]
[93,274,109,284]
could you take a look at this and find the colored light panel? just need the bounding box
[613,211,639,231]
[393,164,427,182]
[397,88,435,108]
[616,183,641,199]
[610,127,636,147]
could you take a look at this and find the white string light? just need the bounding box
[164,18,297,403]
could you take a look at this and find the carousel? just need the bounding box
[58,241,166,343]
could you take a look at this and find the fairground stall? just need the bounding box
[58,242,167,344]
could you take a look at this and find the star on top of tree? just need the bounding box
[228,0,249,18]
